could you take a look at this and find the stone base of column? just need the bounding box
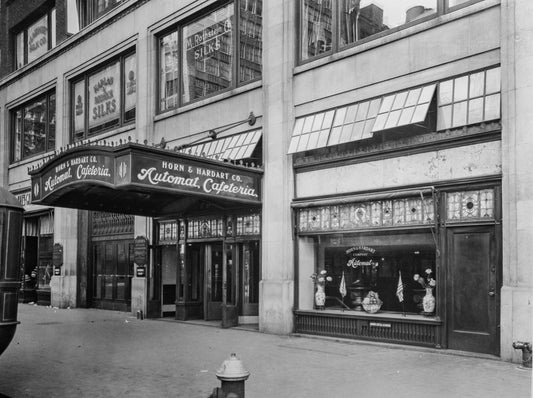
[131,277,147,317]
[259,279,294,334]
[500,285,533,363]
[50,275,77,308]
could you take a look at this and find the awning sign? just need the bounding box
[132,156,259,201]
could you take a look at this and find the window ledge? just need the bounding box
[295,309,442,324]
[294,0,500,75]
[154,80,262,123]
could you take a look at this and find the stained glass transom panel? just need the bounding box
[187,217,224,239]
[159,220,178,243]
[236,214,261,235]
[298,197,434,233]
[446,189,495,222]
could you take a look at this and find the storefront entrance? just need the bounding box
[90,239,134,311]
[446,226,500,355]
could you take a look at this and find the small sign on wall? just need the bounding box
[54,267,61,276]
[136,266,146,278]
[53,243,64,267]
[134,236,148,265]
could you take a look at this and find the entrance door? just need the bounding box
[161,245,177,316]
[91,240,134,311]
[205,244,223,320]
[446,227,500,355]
[238,242,260,317]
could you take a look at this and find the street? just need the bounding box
[0,304,530,398]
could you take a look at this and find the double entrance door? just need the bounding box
[90,239,134,311]
[154,241,259,322]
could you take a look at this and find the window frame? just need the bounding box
[70,50,136,143]
[156,0,263,114]
[298,0,486,65]
[10,91,56,163]
[14,7,57,70]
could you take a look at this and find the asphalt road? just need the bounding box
[0,304,530,398]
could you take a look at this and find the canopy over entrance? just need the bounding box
[28,142,263,217]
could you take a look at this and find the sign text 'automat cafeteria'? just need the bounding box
[132,157,260,202]
[38,154,114,197]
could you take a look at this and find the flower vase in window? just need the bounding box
[311,270,332,310]
[414,268,436,315]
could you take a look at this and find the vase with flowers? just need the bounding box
[311,269,332,309]
[414,268,436,314]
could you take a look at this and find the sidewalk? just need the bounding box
[0,304,530,398]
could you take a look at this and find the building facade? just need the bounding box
[0,0,531,363]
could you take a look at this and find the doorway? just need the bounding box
[91,239,134,311]
[446,226,500,355]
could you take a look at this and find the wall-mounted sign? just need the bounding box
[54,267,61,276]
[346,246,377,268]
[134,236,148,266]
[136,266,146,278]
[27,15,48,63]
[52,243,64,267]
[369,322,391,328]
[14,190,31,207]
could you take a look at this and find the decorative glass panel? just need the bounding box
[298,196,435,232]
[159,220,178,243]
[182,4,235,103]
[236,214,261,235]
[187,217,224,238]
[446,189,495,222]
[23,98,47,158]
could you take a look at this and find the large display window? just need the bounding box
[317,233,436,315]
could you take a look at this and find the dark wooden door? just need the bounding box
[91,239,134,311]
[447,227,499,355]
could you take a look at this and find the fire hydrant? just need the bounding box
[209,353,250,398]
[512,341,532,369]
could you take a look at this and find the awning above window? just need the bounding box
[288,83,437,154]
[179,130,262,161]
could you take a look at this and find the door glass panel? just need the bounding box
[116,276,126,300]
[104,275,114,299]
[211,246,223,302]
[242,242,260,304]
[162,246,177,306]
[226,245,234,304]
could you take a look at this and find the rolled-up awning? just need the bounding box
[28,142,263,217]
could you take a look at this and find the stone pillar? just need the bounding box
[50,207,78,308]
[500,0,533,362]
[130,216,152,317]
[259,0,295,334]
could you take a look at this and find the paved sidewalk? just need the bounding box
[0,304,531,398]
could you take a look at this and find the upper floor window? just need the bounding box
[67,0,124,34]
[299,0,484,63]
[15,8,56,69]
[158,0,262,112]
[71,51,136,142]
[11,91,56,162]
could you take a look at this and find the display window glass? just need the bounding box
[158,0,262,112]
[11,91,56,162]
[303,232,438,316]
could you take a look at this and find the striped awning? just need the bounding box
[179,130,262,161]
[288,83,437,154]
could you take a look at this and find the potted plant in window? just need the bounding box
[310,270,332,310]
[414,268,436,314]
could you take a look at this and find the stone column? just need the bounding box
[50,207,78,308]
[259,0,295,334]
[500,0,533,362]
